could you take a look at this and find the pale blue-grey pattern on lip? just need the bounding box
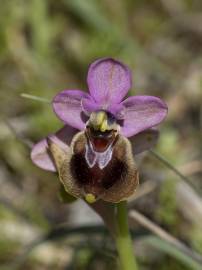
[31,128,159,172]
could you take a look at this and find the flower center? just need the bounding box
[86,110,119,152]
[88,110,118,132]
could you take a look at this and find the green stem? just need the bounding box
[115,201,139,270]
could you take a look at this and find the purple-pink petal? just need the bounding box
[81,98,102,116]
[52,90,90,130]
[130,129,159,155]
[87,58,132,106]
[31,138,56,171]
[120,95,168,137]
[82,97,125,119]
[31,125,77,171]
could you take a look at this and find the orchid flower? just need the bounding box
[31,58,167,203]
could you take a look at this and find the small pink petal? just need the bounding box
[31,138,56,171]
[31,125,77,171]
[82,97,124,119]
[120,95,168,137]
[81,98,101,116]
[130,129,159,155]
[52,90,90,130]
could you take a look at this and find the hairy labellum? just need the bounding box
[48,129,139,203]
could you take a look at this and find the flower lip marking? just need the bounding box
[86,126,117,153]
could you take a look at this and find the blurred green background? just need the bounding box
[0,0,202,269]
